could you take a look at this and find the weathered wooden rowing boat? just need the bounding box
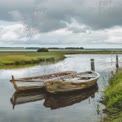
[10,71,76,91]
[45,71,100,93]
[44,84,98,109]
[10,84,98,110]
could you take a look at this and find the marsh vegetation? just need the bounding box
[0,50,122,68]
[102,69,122,122]
[0,51,65,68]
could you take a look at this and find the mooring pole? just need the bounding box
[116,55,119,69]
[90,59,95,71]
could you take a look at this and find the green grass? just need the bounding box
[102,69,122,122]
[0,51,65,68]
[0,50,122,69]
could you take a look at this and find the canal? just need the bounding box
[0,54,122,122]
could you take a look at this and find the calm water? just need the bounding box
[0,54,122,122]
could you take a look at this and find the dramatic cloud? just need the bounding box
[0,24,27,42]
[0,0,122,47]
[0,23,122,47]
[0,0,122,32]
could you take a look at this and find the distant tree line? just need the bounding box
[48,47,84,49]
[25,47,85,52]
[0,47,84,50]
[65,47,84,49]
[25,47,40,49]
[48,47,63,49]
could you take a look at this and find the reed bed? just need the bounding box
[102,69,122,122]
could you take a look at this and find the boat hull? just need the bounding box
[10,71,76,91]
[45,71,100,93]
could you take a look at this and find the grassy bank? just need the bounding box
[0,51,65,68]
[102,69,122,122]
[0,50,122,68]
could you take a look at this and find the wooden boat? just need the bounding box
[44,84,98,109]
[45,71,100,93]
[10,84,98,110]
[10,71,76,91]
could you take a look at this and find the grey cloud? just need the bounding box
[0,23,122,47]
[0,0,122,32]
[8,11,24,21]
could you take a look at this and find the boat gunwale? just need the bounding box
[45,71,100,84]
[10,71,76,82]
[10,71,77,91]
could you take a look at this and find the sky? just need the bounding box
[0,0,122,48]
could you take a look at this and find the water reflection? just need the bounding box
[10,88,46,109]
[11,84,98,110]
[1,54,121,122]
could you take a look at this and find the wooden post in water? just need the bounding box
[90,59,95,71]
[116,55,119,69]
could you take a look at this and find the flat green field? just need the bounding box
[0,51,65,68]
[0,50,122,68]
